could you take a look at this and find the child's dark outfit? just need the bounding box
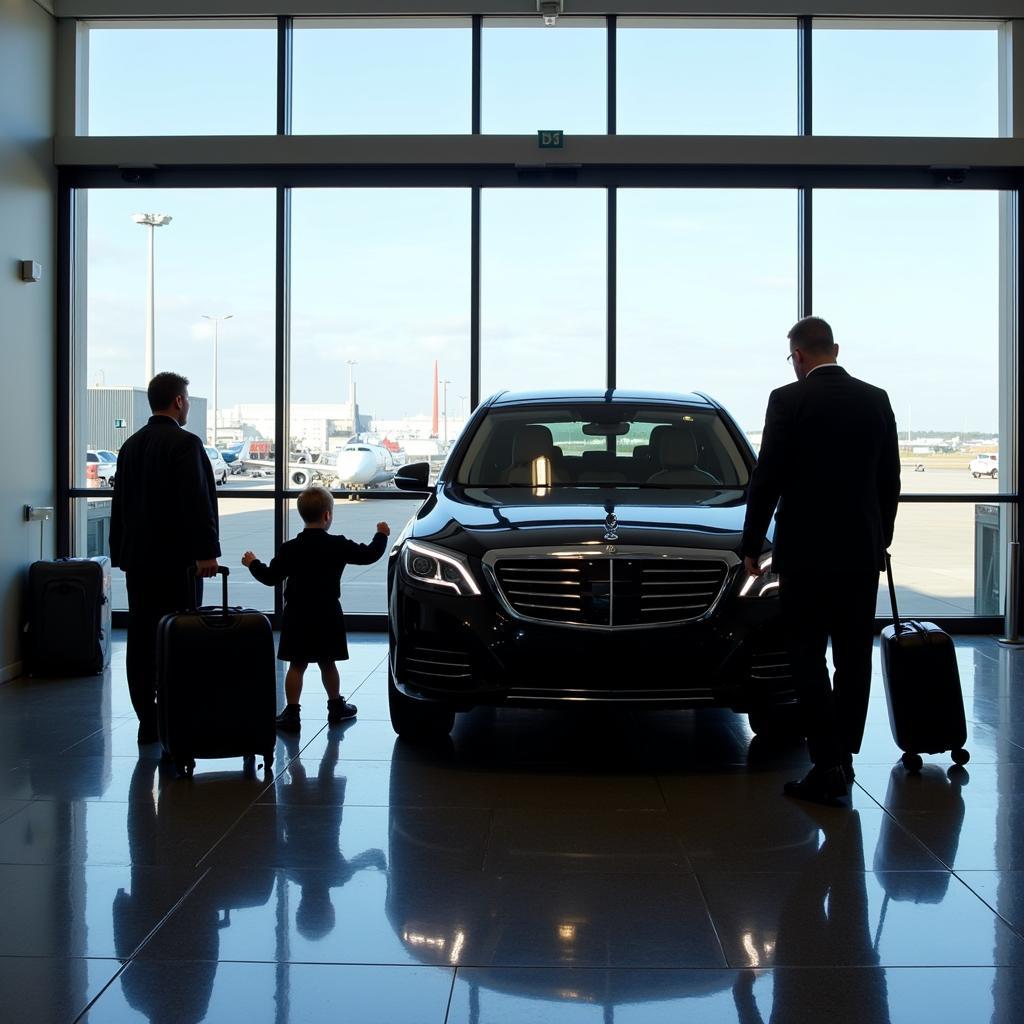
[246,529,387,663]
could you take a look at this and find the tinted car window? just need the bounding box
[456,405,750,488]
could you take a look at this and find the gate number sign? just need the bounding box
[538,130,564,149]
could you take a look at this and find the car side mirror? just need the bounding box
[394,462,430,491]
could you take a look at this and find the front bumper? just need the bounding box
[389,575,793,712]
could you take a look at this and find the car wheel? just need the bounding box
[388,666,455,742]
[972,472,980,479]
[991,469,998,480]
[747,705,803,739]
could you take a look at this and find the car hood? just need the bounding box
[405,484,764,558]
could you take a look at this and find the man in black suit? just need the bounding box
[741,317,900,804]
[109,372,221,744]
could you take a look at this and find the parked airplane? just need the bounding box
[236,438,403,489]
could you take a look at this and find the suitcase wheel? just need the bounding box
[901,752,923,772]
[951,747,971,766]
[175,758,196,780]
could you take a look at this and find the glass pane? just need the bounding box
[814,190,1001,479]
[815,190,1004,619]
[76,497,275,613]
[292,18,471,134]
[84,21,277,136]
[882,502,1005,617]
[290,189,471,483]
[76,189,277,490]
[618,18,797,135]
[813,20,1000,137]
[481,189,606,396]
[617,189,798,439]
[287,498,424,614]
[482,18,606,134]
[216,499,276,612]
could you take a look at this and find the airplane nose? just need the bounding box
[336,451,376,485]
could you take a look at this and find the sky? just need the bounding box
[83,19,1003,440]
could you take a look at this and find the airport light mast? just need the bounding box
[347,360,358,435]
[441,379,452,446]
[132,213,172,384]
[201,314,232,448]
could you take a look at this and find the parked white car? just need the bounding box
[205,445,229,486]
[86,449,116,486]
[970,453,998,479]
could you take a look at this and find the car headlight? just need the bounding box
[402,540,481,597]
[740,554,780,598]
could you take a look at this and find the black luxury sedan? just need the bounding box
[387,389,792,740]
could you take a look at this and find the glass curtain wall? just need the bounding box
[67,15,1016,621]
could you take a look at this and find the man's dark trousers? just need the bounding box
[125,569,202,734]
[779,569,879,768]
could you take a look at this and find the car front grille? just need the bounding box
[493,556,731,629]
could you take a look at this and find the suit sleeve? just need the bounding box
[741,389,789,560]
[334,532,388,566]
[877,394,901,549]
[247,557,284,587]
[108,451,125,568]
[176,437,221,561]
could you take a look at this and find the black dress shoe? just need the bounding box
[783,766,849,806]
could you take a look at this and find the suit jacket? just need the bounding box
[741,365,900,575]
[109,415,221,573]
[246,529,388,609]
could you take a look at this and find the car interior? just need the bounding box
[461,410,747,487]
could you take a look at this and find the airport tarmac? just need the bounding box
[92,465,1002,618]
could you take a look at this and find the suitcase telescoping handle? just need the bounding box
[885,552,902,633]
[186,565,230,613]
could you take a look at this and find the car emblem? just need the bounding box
[603,513,619,541]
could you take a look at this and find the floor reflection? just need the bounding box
[2,635,1024,1022]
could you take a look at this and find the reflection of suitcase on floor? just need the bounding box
[26,557,111,676]
[157,568,276,778]
[873,765,966,903]
[880,555,969,772]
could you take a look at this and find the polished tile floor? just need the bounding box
[2,635,1024,1022]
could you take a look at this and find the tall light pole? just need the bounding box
[202,314,232,448]
[441,379,452,446]
[132,213,172,384]
[346,360,358,436]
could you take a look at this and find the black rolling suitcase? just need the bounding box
[157,567,276,778]
[26,556,112,676]
[880,554,970,772]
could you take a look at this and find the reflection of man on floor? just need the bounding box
[113,757,218,1024]
[279,728,387,940]
[732,810,891,1024]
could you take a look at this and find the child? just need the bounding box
[242,485,390,733]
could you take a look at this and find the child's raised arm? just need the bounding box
[333,526,389,566]
[242,551,283,586]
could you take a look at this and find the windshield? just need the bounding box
[204,447,219,460]
[455,404,750,488]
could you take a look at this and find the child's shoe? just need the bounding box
[276,704,301,733]
[327,698,357,724]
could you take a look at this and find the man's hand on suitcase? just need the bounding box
[377,522,391,537]
[241,551,257,567]
[195,558,219,578]
[744,556,763,578]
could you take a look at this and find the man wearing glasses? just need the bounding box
[741,317,901,805]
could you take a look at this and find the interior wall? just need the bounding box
[0,0,57,680]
